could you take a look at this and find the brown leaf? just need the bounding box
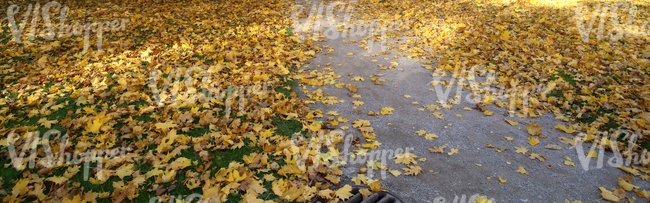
[155,185,166,196]
[346,84,358,93]
[38,168,53,176]
[167,180,178,191]
[545,144,562,150]
[473,104,487,111]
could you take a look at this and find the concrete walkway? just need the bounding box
[293,1,650,202]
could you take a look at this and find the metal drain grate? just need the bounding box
[312,186,403,203]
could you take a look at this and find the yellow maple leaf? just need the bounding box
[46,176,69,184]
[424,133,438,140]
[326,111,339,116]
[169,157,191,170]
[363,132,376,139]
[559,137,577,146]
[351,76,364,81]
[415,129,427,136]
[62,196,84,203]
[526,121,543,136]
[37,118,58,128]
[381,107,394,115]
[157,169,176,183]
[514,146,529,154]
[528,137,539,146]
[618,178,638,191]
[155,121,178,132]
[185,178,200,190]
[448,148,459,155]
[359,188,373,199]
[227,170,247,182]
[504,119,518,126]
[598,187,621,202]
[564,160,576,167]
[388,169,402,177]
[351,174,368,185]
[247,180,268,194]
[308,122,322,132]
[157,129,180,153]
[516,167,529,175]
[319,189,334,199]
[362,140,381,149]
[394,153,418,165]
[432,112,445,119]
[618,166,640,176]
[115,164,135,179]
[500,30,511,40]
[529,153,546,162]
[85,119,103,134]
[403,165,422,176]
[554,124,576,133]
[368,179,383,191]
[335,185,353,200]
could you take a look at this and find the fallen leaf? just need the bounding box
[528,137,540,146]
[529,153,546,162]
[618,178,638,191]
[428,145,446,153]
[403,165,422,176]
[394,153,418,165]
[424,133,438,140]
[515,146,529,154]
[545,144,561,150]
[415,129,427,136]
[381,107,394,115]
[448,148,459,155]
[504,119,518,126]
[516,167,529,175]
[598,187,621,202]
[527,121,543,136]
[46,176,69,184]
[334,185,352,200]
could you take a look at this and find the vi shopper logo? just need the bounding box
[289,1,391,53]
[5,1,130,53]
[574,2,649,42]
[4,129,130,181]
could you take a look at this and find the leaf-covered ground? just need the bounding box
[0,0,650,202]
[0,0,330,202]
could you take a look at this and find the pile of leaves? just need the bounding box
[0,0,372,202]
